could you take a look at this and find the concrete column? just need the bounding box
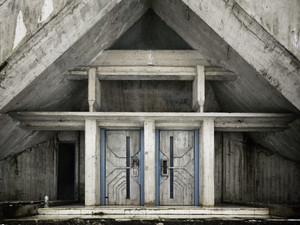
[88,67,101,112]
[144,120,156,205]
[85,119,100,206]
[199,119,215,206]
[193,65,205,112]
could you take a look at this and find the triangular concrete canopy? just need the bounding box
[0,0,299,161]
[0,0,299,113]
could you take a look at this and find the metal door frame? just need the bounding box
[155,129,199,206]
[100,129,144,205]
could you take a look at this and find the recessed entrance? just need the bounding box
[57,142,75,200]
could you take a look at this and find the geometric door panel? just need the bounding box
[106,130,141,205]
[159,130,195,205]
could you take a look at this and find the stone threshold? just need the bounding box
[38,205,269,216]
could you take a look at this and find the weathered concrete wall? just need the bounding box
[101,81,193,112]
[235,0,300,60]
[85,80,220,112]
[214,132,223,204]
[0,140,56,201]
[0,0,72,65]
[0,131,80,202]
[1,130,298,205]
[223,133,300,205]
[0,114,57,160]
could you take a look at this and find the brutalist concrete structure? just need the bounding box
[0,0,299,223]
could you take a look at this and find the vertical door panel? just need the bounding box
[106,130,140,205]
[159,131,194,205]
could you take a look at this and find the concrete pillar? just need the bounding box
[193,65,205,112]
[88,67,101,112]
[199,119,215,206]
[144,120,156,205]
[85,119,100,206]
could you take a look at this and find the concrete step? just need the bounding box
[38,206,269,216]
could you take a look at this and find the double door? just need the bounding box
[102,129,197,206]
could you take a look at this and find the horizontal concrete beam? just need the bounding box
[89,50,211,66]
[10,112,296,132]
[67,66,237,81]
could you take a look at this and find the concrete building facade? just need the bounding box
[0,0,299,220]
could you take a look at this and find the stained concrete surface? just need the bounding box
[2,215,300,225]
[3,204,299,225]
[235,0,300,60]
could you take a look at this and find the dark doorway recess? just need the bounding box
[57,142,75,200]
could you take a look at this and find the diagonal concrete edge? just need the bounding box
[181,0,300,110]
[0,0,150,112]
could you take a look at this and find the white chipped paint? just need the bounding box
[90,51,104,64]
[13,11,27,50]
[147,50,153,65]
[38,0,54,23]
[117,23,127,39]
[292,28,299,49]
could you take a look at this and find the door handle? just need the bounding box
[131,156,139,168]
[162,159,168,175]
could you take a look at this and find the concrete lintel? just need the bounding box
[11,111,296,120]
[89,50,211,67]
[199,119,215,206]
[18,121,290,132]
[144,120,156,205]
[67,65,237,81]
[84,119,100,206]
[10,112,296,132]
[98,66,195,80]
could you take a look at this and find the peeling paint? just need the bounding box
[13,11,27,50]
[38,0,54,23]
[292,29,299,49]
